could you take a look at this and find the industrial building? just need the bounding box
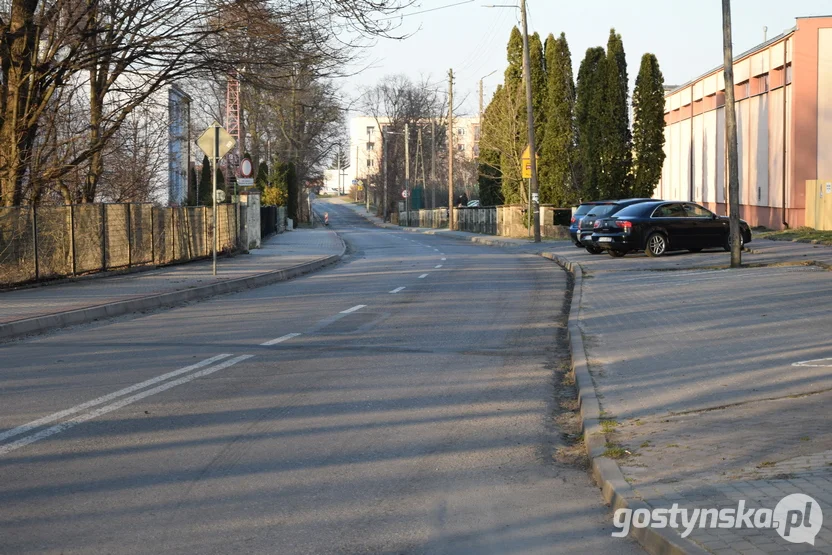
[657,15,832,229]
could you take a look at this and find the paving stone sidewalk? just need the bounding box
[0,229,343,326]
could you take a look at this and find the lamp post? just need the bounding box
[484,1,540,242]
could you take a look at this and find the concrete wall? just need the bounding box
[239,191,261,250]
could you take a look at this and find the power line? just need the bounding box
[376,0,476,21]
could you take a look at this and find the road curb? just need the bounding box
[541,251,708,555]
[0,235,347,342]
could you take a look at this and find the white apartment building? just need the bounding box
[329,115,481,194]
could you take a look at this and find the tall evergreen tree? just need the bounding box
[602,29,633,198]
[494,27,524,204]
[539,32,577,205]
[478,86,506,207]
[632,53,666,198]
[199,155,213,205]
[575,47,608,201]
[529,32,547,145]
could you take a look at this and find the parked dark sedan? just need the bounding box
[577,198,655,254]
[569,202,610,247]
[590,201,752,257]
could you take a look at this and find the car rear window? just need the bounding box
[573,204,594,216]
[585,204,616,217]
[612,204,653,218]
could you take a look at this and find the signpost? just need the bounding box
[238,158,254,187]
[196,121,236,276]
[521,146,540,239]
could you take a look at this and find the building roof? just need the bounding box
[665,25,797,97]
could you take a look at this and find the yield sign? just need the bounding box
[196,121,236,159]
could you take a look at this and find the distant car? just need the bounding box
[590,201,752,258]
[467,200,480,207]
[570,202,613,247]
[577,198,655,254]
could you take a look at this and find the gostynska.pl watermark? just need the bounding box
[612,494,823,545]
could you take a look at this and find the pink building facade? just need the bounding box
[657,16,832,229]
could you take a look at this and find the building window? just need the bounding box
[735,81,749,100]
[785,63,793,85]
[366,142,374,151]
[473,145,480,157]
[473,125,481,141]
[457,144,464,151]
[457,128,465,135]
[753,74,769,95]
[366,159,372,168]
[366,126,375,139]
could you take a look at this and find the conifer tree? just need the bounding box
[602,29,633,198]
[199,155,213,206]
[539,32,577,205]
[632,53,667,198]
[576,47,608,201]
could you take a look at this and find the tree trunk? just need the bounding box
[0,0,39,206]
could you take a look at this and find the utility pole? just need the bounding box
[405,123,410,226]
[383,133,389,221]
[448,68,454,230]
[355,144,359,203]
[337,144,342,195]
[722,0,742,267]
[431,120,436,209]
[520,0,540,242]
[418,127,427,214]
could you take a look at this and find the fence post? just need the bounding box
[101,203,107,271]
[171,207,176,261]
[150,206,156,265]
[69,204,77,276]
[203,206,208,257]
[126,204,132,268]
[32,205,39,280]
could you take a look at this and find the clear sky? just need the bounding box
[343,0,831,116]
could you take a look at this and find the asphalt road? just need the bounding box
[0,201,642,554]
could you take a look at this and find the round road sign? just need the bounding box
[240,158,254,178]
[402,190,409,198]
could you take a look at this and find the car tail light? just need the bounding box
[570,216,575,224]
[615,220,633,234]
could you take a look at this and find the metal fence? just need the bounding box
[260,205,287,238]
[0,203,238,287]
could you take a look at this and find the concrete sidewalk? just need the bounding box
[0,229,345,340]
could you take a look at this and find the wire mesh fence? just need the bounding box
[0,203,238,288]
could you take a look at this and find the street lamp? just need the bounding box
[479,69,498,120]
[483,1,541,242]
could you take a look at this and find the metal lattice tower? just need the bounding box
[224,75,243,176]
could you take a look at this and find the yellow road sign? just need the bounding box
[196,121,236,159]
[521,146,539,179]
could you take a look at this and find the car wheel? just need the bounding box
[688,248,702,253]
[723,233,744,252]
[645,232,668,257]
[574,242,583,248]
[608,249,627,258]
[585,246,604,255]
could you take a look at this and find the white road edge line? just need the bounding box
[0,355,254,456]
[0,354,233,444]
[435,265,443,269]
[261,333,301,346]
[390,287,406,294]
[340,304,367,314]
[418,274,429,279]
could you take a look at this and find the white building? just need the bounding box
[338,115,481,192]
